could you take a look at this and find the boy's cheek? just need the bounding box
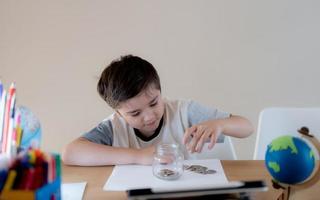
[130,120,143,129]
[158,103,165,117]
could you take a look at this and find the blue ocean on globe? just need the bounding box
[17,106,42,150]
[265,135,316,184]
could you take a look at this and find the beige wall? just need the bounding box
[1,0,319,159]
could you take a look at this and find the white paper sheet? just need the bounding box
[62,182,87,200]
[104,159,229,191]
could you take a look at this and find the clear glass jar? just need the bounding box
[152,143,184,180]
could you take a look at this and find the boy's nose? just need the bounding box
[144,109,156,122]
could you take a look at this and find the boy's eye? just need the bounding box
[131,112,140,117]
[150,101,158,107]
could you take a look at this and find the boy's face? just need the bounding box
[116,86,165,136]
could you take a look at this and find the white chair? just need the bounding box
[254,107,320,160]
[189,136,237,160]
[211,136,237,160]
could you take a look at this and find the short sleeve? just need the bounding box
[81,120,113,145]
[187,100,230,143]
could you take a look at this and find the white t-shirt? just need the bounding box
[82,99,230,159]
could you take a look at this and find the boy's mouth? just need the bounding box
[145,120,158,127]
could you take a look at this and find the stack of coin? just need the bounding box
[159,169,175,177]
[157,169,180,180]
[183,164,216,175]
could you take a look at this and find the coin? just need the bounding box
[183,164,216,175]
[159,169,175,177]
[205,169,217,174]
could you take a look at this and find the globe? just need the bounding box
[17,106,42,150]
[265,135,316,184]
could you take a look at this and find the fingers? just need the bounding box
[187,125,205,153]
[183,126,197,145]
[148,145,156,153]
[184,124,222,153]
[208,131,218,149]
[137,146,155,165]
[195,129,211,153]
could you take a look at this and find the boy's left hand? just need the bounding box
[183,121,223,153]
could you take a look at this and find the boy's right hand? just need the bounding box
[134,145,155,165]
[183,121,223,153]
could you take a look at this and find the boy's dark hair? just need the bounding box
[97,55,161,108]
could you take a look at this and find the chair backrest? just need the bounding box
[254,107,320,160]
[189,136,237,160]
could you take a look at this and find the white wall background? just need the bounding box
[1,0,319,159]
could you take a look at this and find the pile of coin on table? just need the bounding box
[157,164,216,179]
[183,164,217,175]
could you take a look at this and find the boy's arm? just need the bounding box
[209,115,254,138]
[183,115,253,153]
[62,138,155,166]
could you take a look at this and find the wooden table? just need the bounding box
[62,160,319,200]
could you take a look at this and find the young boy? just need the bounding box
[62,55,253,166]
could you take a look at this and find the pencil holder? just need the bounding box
[0,150,61,200]
[0,177,61,200]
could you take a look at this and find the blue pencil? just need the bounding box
[0,90,6,145]
[0,80,3,98]
[0,170,8,192]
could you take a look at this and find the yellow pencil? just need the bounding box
[16,126,22,147]
[3,170,17,190]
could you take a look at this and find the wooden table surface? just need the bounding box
[62,160,319,200]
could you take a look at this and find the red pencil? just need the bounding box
[1,83,16,154]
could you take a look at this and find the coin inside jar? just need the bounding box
[159,169,175,177]
[152,143,184,180]
[156,169,180,180]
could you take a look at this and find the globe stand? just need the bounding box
[271,127,320,200]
